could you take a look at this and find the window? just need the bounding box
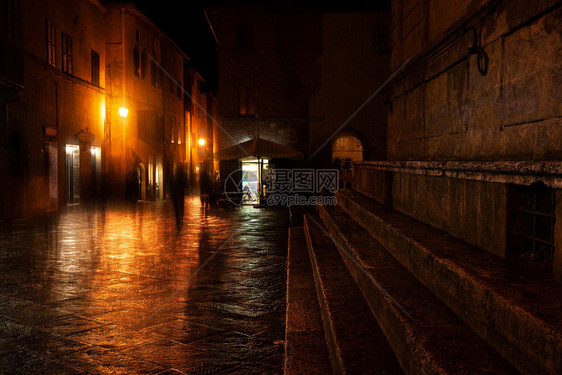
[7,0,22,44]
[371,15,391,54]
[238,87,255,116]
[237,21,253,49]
[91,50,100,86]
[133,46,140,77]
[46,20,56,66]
[62,33,73,74]
[508,183,556,269]
[140,49,147,78]
[150,60,159,87]
[176,81,182,98]
[1,104,7,150]
[169,76,175,94]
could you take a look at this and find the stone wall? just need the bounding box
[388,0,562,160]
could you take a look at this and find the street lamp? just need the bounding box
[118,107,129,118]
[198,138,206,146]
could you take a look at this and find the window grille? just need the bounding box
[509,183,556,269]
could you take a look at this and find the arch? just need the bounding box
[331,133,364,163]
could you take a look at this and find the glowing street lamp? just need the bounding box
[118,107,129,118]
[198,138,206,146]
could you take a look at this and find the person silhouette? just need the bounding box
[199,165,211,212]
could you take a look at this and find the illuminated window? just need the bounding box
[46,19,56,66]
[62,33,73,74]
[91,50,100,86]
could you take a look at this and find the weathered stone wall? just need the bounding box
[354,163,506,256]
[388,0,562,160]
[353,161,562,278]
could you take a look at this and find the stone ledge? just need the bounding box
[354,161,562,188]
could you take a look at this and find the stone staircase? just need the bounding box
[285,189,562,375]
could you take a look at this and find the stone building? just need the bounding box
[104,2,189,201]
[207,2,322,159]
[0,0,106,221]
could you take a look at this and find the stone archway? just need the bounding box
[331,134,364,163]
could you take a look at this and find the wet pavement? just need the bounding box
[0,197,289,374]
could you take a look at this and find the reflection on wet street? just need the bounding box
[0,197,289,374]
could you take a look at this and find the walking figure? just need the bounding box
[199,165,212,213]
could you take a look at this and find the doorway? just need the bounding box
[65,144,80,204]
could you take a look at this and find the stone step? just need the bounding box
[303,214,404,375]
[317,203,517,374]
[335,188,562,375]
[285,227,332,375]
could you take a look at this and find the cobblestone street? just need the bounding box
[0,198,289,374]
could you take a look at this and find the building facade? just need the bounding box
[208,2,322,161]
[104,3,189,202]
[309,11,391,167]
[0,0,212,222]
[1,0,106,222]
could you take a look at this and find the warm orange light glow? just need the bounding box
[119,107,129,118]
[196,166,200,173]
[198,138,206,146]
